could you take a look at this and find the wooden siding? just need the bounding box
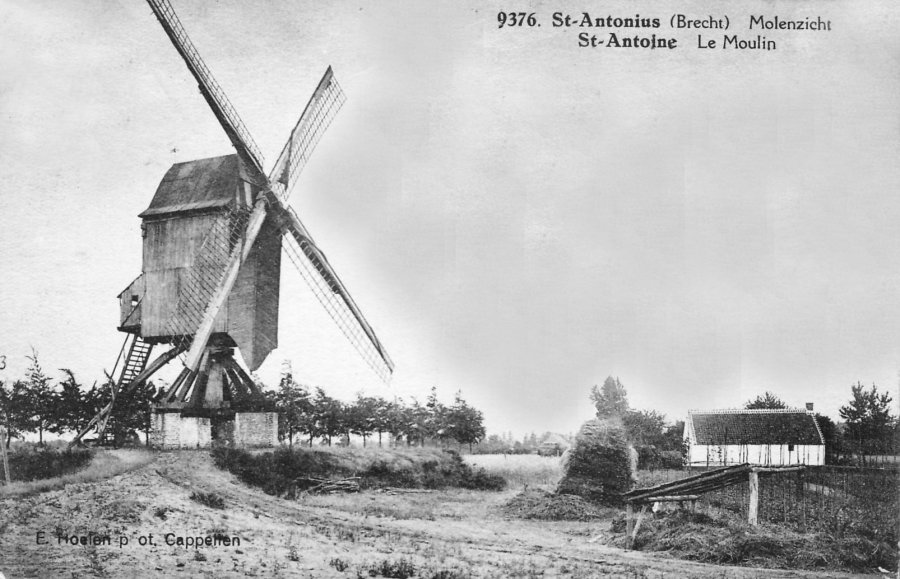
[118,274,144,329]
[251,215,281,370]
[227,213,280,370]
[139,202,279,371]
[142,213,224,272]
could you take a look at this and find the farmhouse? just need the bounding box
[684,407,825,467]
[538,433,571,456]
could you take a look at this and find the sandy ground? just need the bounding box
[0,450,879,578]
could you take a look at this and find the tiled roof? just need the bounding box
[688,409,824,445]
[140,154,240,218]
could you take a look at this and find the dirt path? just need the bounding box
[0,450,878,578]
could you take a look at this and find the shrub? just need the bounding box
[370,558,416,579]
[211,446,506,496]
[329,557,349,571]
[189,491,224,510]
[6,448,93,482]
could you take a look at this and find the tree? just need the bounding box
[623,409,667,447]
[814,414,843,464]
[661,420,686,452]
[311,388,344,446]
[275,375,312,448]
[101,377,159,445]
[53,369,90,435]
[744,391,787,409]
[0,379,33,448]
[369,396,390,447]
[425,386,456,447]
[406,398,430,447]
[25,350,55,444]
[590,376,629,418]
[446,390,485,451]
[348,394,380,447]
[383,398,408,447]
[839,382,895,462]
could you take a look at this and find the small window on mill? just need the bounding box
[788,444,795,452]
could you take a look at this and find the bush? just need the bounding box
[6,448,93,482]
[189,491,224,510]
[211,446,505,496]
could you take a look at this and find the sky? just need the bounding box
[1,1,898,438]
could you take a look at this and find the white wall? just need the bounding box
[150,411,211,449]
[687,443,824,466]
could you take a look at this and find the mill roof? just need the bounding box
[139,154,240,218]
[687,409,824,446]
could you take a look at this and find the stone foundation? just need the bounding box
[150,410,277,449]
[233,412,278,448]
[150,412,212,449]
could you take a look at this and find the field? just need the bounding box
[466,453,563,488]
[0,449,887,578]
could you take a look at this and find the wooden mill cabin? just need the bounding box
[118,154,281,371]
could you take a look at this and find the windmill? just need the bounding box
[72,0,393,447]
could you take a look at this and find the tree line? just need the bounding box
[0,350,488,451]
[276,376,486,450]
[0,350,160,447]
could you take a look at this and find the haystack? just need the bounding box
[556,418,637,505]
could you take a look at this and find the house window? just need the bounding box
[788,444,795,452]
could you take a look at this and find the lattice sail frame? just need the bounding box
[162,205,252,360]
[281,225,394,383]
[145,0,393,382]
[269,68,346,202]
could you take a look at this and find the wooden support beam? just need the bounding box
[187,351,212,407]
[229,358,260,396]
[69,343,185,447]
[752,466,805,474]
[636,495,700,504]
[623,463,751,502]
[748,470,759,526]
[632,504,648,542]
[625,503,634,549]
[163,367,191,403]
[0,427,10,485]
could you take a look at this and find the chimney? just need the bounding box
[805,402,814,412]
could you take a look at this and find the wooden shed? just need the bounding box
[118,154,280,371]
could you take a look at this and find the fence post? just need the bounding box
[625,502,634,549]
[748,470,759,526]
[0,427,10,485]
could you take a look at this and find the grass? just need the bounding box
[465,454,562,488]
[306,486,489,521]
[3,447,93,481]
[0,449,154,497]
[625,509,898,573]
[211,445,506,498]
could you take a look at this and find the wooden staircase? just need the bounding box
[119,335,153,387]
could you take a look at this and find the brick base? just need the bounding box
[150,410,277,449]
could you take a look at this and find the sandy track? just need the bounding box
[0,450,875,578]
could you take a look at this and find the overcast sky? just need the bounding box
[1,1,898,437]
